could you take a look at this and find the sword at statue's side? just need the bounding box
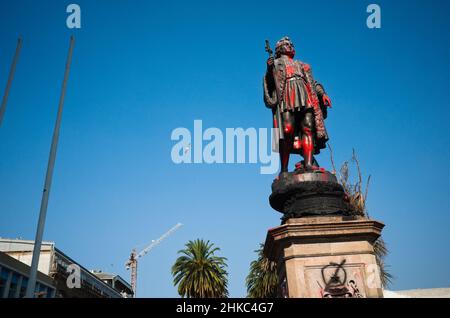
[265,39,284,141]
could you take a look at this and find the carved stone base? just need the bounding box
[269,171,352,221]
[264,216,385,298]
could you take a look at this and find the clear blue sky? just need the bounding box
[1,0,449,297]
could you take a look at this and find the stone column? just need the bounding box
[264,215,384,298]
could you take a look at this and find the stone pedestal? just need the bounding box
[264,215,384,298]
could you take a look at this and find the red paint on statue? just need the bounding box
[284,123,293,135]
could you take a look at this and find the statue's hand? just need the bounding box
[267,57,274,69]
[322,95,332,108]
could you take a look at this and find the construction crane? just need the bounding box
[125,223,183,297]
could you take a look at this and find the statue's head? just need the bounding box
[275,36,295,59]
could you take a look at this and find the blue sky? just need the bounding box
[1,0,449,297]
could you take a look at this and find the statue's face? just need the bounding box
[282,41,296,58]
[276,37,296,58]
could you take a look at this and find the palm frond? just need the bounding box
[246,244,278,298]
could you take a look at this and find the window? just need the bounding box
[46,287,55,298]
[34,282,40,298]
[0,268,11,298]
[38,283,48,298]
[19,277,28,298]
[8,273,19,298]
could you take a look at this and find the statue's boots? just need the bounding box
[279,139,291,178]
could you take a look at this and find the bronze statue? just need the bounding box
[263,36,332,177]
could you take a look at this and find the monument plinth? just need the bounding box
[264,216,385,298]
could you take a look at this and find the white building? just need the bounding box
[383,288,450,298]
[0,238,132,298]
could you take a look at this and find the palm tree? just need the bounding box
[246,244,278,298]
[172,239,228,298]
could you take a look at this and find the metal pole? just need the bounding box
[0,37,22,127]
[25,36,75,298]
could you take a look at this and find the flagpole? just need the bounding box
[0,37,22,127]
[25,36,75,298]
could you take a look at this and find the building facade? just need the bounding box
[0,251,56,298]
[0,238,132,298]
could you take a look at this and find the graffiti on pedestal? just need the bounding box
[317,259,363,298]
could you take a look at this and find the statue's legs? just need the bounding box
[279,111,295,174]
[301,110,318,171]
